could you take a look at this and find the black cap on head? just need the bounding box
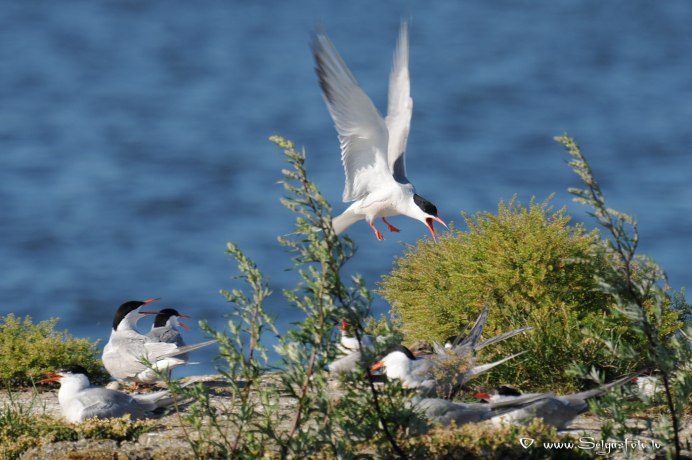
[154,308,181,328]
[112,300,146,331]
[57,364,90,379]
[390,344,417,361]
[413,194,438,217]
[496,385,522,397]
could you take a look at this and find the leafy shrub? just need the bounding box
[0,314,108,386]
[556,134,691,459]
[379,197,680,391]
[404,419,589,459]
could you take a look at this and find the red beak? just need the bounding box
[473,392,491,400]
[38,372,63,384]
[337,321,347,332]
[143,298,160,304]
[425,216,448,242]
[371,360,385,372]
[177,314,191,330]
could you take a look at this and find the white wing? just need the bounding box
[313,30,393,202]
[385,21,413,184]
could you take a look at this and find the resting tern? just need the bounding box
[632,375,662,398]
[313,21,447,241]
[371,305,531,398]
[474,374,638,429]
[414,397,500,427]
[39,364,177,422]
[102,299,216,383]
[329,321,374,375]
[336,321,374,354]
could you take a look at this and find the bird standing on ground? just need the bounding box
[39,364,177,422]
[102,299,216,384]
[313,21,447,241]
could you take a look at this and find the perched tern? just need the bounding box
[102,299,216,383]
[313,21,447,241]
[39,365,177,422]
[146,308,190,360]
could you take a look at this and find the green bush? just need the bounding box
[0,314,108,387]
[379,197,679,392]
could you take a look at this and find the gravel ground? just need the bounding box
[2,374,689,459]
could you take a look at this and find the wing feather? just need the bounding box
[313,30,392,202]
[385,21,413,184]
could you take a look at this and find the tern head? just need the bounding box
[412,194,447,242]
[38,364,91,386]
[112,298,160,331]
[371,345,417,379]
[473,385,522,402]
[153,308,191,331]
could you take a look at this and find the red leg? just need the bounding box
[382,217,400,233]
[369,221,385,240]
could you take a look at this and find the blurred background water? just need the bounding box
[1,1,690,376]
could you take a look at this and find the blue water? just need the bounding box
[1,1,691,376]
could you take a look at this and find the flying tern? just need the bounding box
[39,364,177,422]
[313,21,447,241]
[102,299,216,383]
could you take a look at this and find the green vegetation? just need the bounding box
[0,314,108,387]
[405,420,589,460]
[0,134,687,458]
[162,135,688,458]
[378,197,683,392]
[556,134,691,460]
[164,136,422,458]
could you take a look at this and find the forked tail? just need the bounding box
[332,210,361,235]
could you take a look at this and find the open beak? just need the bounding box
[371,360,385,372]
[425,217,448,242]
[38,372,63,384]
[139,298,161,315]
[178,318,191,331]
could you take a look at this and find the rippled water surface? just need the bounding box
[1,1,691,375]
